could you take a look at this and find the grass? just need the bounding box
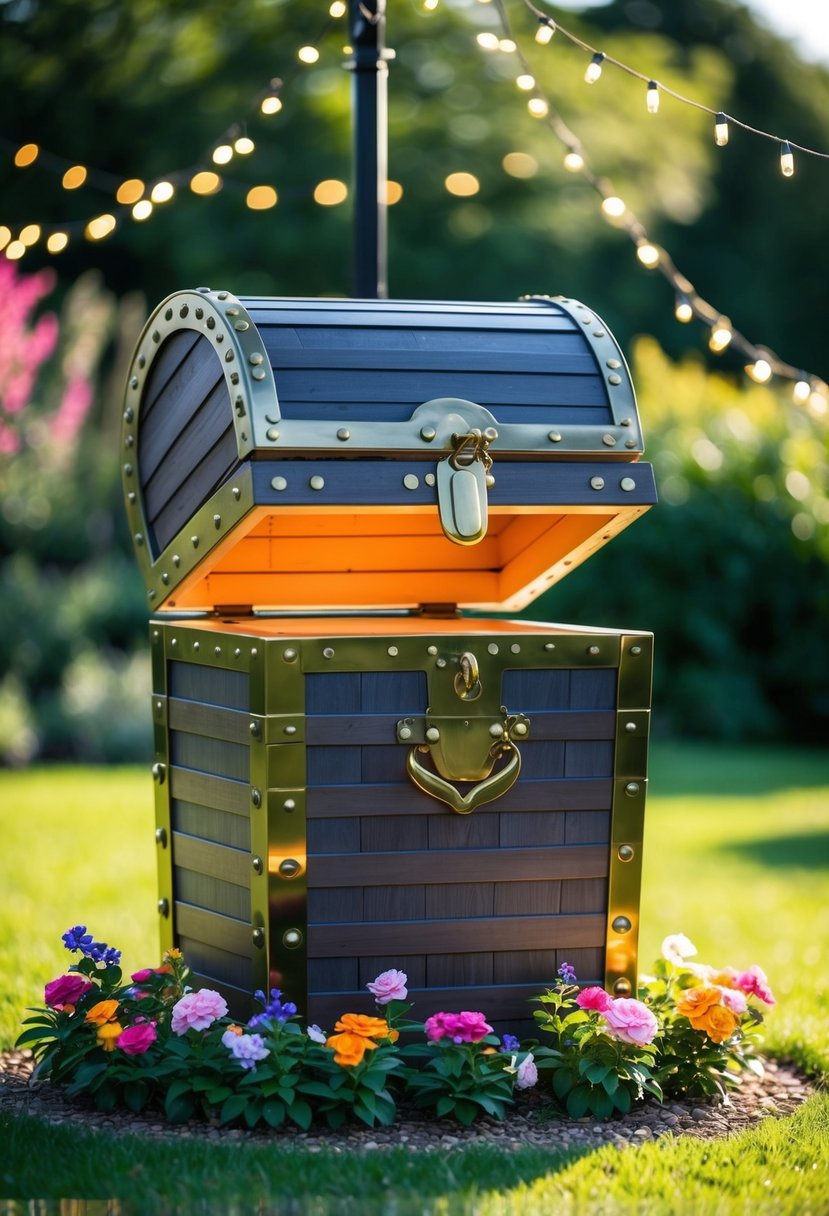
[0,745,828,1212]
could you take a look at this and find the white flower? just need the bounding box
[306,1024,327,1044]
[661,933,698,965]
[516,1052,538,1090]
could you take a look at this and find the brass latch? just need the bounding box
[436,428,497,547]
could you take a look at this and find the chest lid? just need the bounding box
[122,290,656,614]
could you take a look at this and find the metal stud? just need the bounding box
[513,722,529,737]
[489,724,504,738]
[226,307,240,317]
[403,474,419,490]
[436,658,447,668]
[251,788,262,808]
[487,643,499,655]
[510,643,521,653]
[593,329,606,338]
[161,572,169,584]
[426,726,440,742]
[625,721,637,733]
[625,782,640,797]
[590,476,605,491]
[612,916,632,934]
[284,725,297,736]
[127,492,136,503]
[124,434,134,447]
[155,828,168,847]
[249,721,261,739]
[251,368,267,380]
[625,439,638,449]
[267,427,280,441]
[283,648,298,662]
[309,475,325,491]
[217,291,228,300]
[544,642,556,651]
[420,426,436,442]
[232,487,241,500]
[271,476,288,491]
[613,978,632,996]
[606,358,621,369]
[234,648,241,658]
[172,554,181,567]
[602,434,617,447]
[206,317,216,331]
[630,644,642,656]
[279,859,301,878]
[252,928,265,948]
[282,929,303,949]
[427,645,438,656]
[388,645,399,656]
[399,726,412,741]
[608,374,622,386]
[618,844,635,862]
[193,641,200,651]
[424,473,436,487]
[251,855,264,875]
[548,430,562,443]
[134,532,144,546]
[124,406,134,423]
[157,898,169,917]
[249,352,264,365]
[621,477,636,492]
[124,463,133,476]
[283,798,296,812]
[323,647,335,659]
[214,646,221,656]
[337,428,351,441]
[587,645,600,656]
[224,351,235,364]
[620,417,632,427]
[234,320,250,332]
[191,535,199,548]
[213,514,222,528]
[251,648,258,657]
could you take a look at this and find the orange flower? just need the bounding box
[163,948,183,961]
[333,1013,391,1040]
[225,1024,244,1036]
[697,1004,739,1043]
[709,969,737,989]
[326,1031,379,1067]
[675,985,721,1029]
[85,999,119,1027]
[97,1021,123,1052]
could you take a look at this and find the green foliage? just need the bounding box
[402,1035,518,1125]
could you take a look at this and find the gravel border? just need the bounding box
[0,1049,815,1152]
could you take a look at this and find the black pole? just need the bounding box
[347,0,388,299]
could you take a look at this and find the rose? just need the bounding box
[118,1021,158,1055]
[576,986,613,1013]
[85,999,120,1027]
[600,998,658,1046]
[696,1004,739,1044]
[734,965,775,1006]
[170,989,228,1035]
[674,985,722,1029]
[326,1030,378,1067]
[718,986,748,1015]
[44,975,93,1008]
[516,1053,538,1090]
[333,1013,392,1040]
[130,969,155,983]
[661,934,698,965]
[424,1011,493,1044]
[366,969,408,1005]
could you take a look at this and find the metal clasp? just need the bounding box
[436,427,497,546]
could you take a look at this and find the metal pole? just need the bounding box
[347,0,388,299]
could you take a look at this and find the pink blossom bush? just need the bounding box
[118,1022,158,1055]
[366,969,408,1005]
[576,985,613,1013]
[171,989,228,1034]
[734,964,776,1005]
[44,975,93,1008]
[600,997,659,1046]
[424,1010,493,1044]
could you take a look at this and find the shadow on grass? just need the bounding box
[649,744,829,798]
[721,828,829,871]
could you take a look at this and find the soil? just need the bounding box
[0,1049,816,1152]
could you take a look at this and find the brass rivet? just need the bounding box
[399,726,412,740]
[612,916,632,934]
[271,476,288,491]
[252,927,265,948]
[249,352,264,365]
[234,648,241,658]
[587,645,600,656]
[581,315,593,324]
[137,354,146,368]
[388,645,399,656]
[426,726,440,742]
[513,722,528,737]
[157,898,169,917]
[483,427,498,442]
[230,372,239,385]
[217,291,228,300]
[618,844,635,862]
[625,721,637,733]
[152,630,160,640]
[127,492,136,503]
[252,855,264,875]
[284,725,297,736]
[234,320,250,332]
[155,699,163,711]
[590,476,605,491]
[152,330,161,342]
[179,305,189,318]
[608,374,622,386]
[427,645,438,656]
[155,828,167,847]
[213,514,222,528]
[124,434,134,447]
[206,317,216,331]
[195,307,204,320]
[226,307,240,317]
[625,782,640,797]
[134,532,144,546]
[606,358,621,369]
[249,721,261,739]
[267,427,280,441]
[548,430,562,443]
[544,642,556,651]
[425,472,436,487]
[129,375,139,390]
[630,644,642,656]
[613,978,632,996]
[251,647,258,657]
[487,643,499,655]
[283,798,296,812]
[510,643,520,654]
[323,647,335,659]
[621,477,636,492]
[283,648,298,662]
[282,929,303,949]
[148,590,156,600]
[602,434,617,447]
[403,473,419,490]
[625,439,637,449]
[170,638,178,647]
[164,308,173,321]
[420,426,436,442]
[251,788,262,808]
[172,554,181,567]
[337,428,351,441]
[593,329,606,338]
[436,658,447,668]
[232,487,241,500]
[251,367,266,380]
[191,536,200,548]
[309,475,325,491]
[279,858,301,878]
[489,724,504,738]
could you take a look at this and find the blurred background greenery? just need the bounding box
[0,0,827,763]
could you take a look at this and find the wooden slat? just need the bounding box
[308,844,607,888]
[175,901,252,956]
[306,778,613,817]
[149,426,237,553]
[169,766,250,816]
[245,307,578,329]
[174,868,251,921]
[168,697,252,744]
[143,378,234,516]
[172,831,251,886]
[279,402,611,425]
[306,981,589,1024]
[266,348,595,374]
[309,912,605,956]
[141,328,200,418]
[169,731,249,781]
[302,711,614,746]
[168,661,250,710]
[171,799,251,850]
[140,338,226,480]
[261,326,582,353]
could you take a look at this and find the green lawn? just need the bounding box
[1,746,828,1212]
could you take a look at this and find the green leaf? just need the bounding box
[122,1081,149,1114]
[553,1068,574,1100]
[566,1086,590,1119]
[263,1099,286,1128]
[454,1099,478,1126]
[205,1086,233,1105]
[353,1098,377,1127]
[165,1091,196,1123]
[288,1099,312,1131]
[297,1080,338,1100]
[585,1063,610,1084]
[602,1071,620,1095]
[436,1095,454,1117]
[219,1093,250,1125]
[588,1088,614,1120]
[14,1026,58,1048]
[612,1085,633,1113]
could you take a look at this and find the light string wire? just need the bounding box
[519,0,829,162]
[0,6,348,258]
[487,0,828,406]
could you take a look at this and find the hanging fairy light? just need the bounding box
[714,113,729,147]
[116,179,145,205]
[46,232,69,253]
[600,196,626,219]
[261,94,283,115]
[190,171,222,195]
[62,165,88,190]
[85,214,116,241]
[527,97,549,118]
[13,143,39,167]
[516,73,535,91]
[780,141,794,177]
[535,18,555,45]
[329,1,347,16]
[636,240,660,268]
[793,379,811,405]
[212,144,234,165]
[234,136,255,155]
[298,45,320,64]
[19,223,41,246]
[674,294,694,323]
[709,318,733,352]
[132,200,153,221]
[746,356,773,383]
[584,52,605,84]
[476,32,500,51]
[423,0,440,10]
[646,81,659,114]
[150,181,175,204]
[563,150,584,172]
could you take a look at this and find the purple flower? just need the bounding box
[248,987,298,1028]
[222,1030,270,1070]
[62,926,94,953]
[501,1034,520,1053]
[558,962,578,983]
[61,925,121,968]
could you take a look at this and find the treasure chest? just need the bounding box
[123,290,656,1035]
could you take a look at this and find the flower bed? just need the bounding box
[17,929,774,1130]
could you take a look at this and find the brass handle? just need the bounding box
[406,741,522,815]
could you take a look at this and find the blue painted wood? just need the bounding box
[169,731,249,782]
[168,661,250,709]
[261,326,584,353]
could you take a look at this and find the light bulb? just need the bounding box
[646,81,659,113]
[535,19,555,45]
[132,200,153,221]
[584,52,605,84]
[212,144,233,165]
[780,141,794,177]
[516,74,535,91]
[46,232,69,253]
[13,143,39,167]
[715,112,729,147]
[261,95,283,115]
[190,171,222,195]
[298,46,320,64]
[444,172,480,197]
[85,214,116,241]
[313,179,348,206]
[0,226,11,250]
[150,181,175,203]
[793,379,811,405]
[5,240,26,260]
[563,151,584,172]
[62,165,87,190]
[234,136,255,155]
[498,39,517,53]
[600,196,626,219]
[476,32,499,51]
[246,186,278,210]
[674,294,693,323]
[423,0,439,9]
[329,0,347,15]
[116,179,145,205]
[19,223,41,246]
[527,97,549,118]
[746,358,772,383]
[709,319,733,352]
[636,241,660,267]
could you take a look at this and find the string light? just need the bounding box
[444,171,480,197]
[780,141,794,177]
[260,95,283,116]
[116,179,145,205]
[85,214,116,241]
[715,113,729,147]
[5,240,25,260]
[674,294,694,323]
[423,0,440,10]
[709,319,733,352]
[313,179,348,205]
[516,73,535,91]
[584,52,605,84]
[535,18,555,45]
[793,379,811,405]
[527,97,549,118]
[13,144,39,167]
[298,46,320,64]
[132,200,153,221]
[0,226,10,250]
[386,180,404,204]
[190,171,222,195]
[246,185,278,210]
[212,144,234,165]
[499,38,517,53]
[18,223,41,246]
[234,136,255,155]
[600,195,626,219]
[563,150,584,172]
[329,1,347,16]
[46,232,69,253]
[149,181,175,204]
[502,151,539,178]
[746,357,773,383]
[636,240,660,268]
[646,81,659,114]
[62,165,88,190]
[476,32,500,51]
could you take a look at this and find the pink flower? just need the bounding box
[366,969,408,1005]
[734,965,776,1006]
[601,998,659,1046]
[44,975,94,1008]
[516,1053,538,1090]
[118,1022,158,1055]
[719,987,748,1015]
[576,986,613,1013]
[130,969,155,983]
[424,1011,493,1044]
[661,934,698,965]
[171,989,228,1034]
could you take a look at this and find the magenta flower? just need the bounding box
[130,969,155,983]
[171,989,228,1034]
[734,965,776,1006]
[118,1022,158,1055]
[600,998,659,1046]
[424,1011,493,1044]
[576,986,613,1013]
[44,974,94,1008]
[366,969,408,1005]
